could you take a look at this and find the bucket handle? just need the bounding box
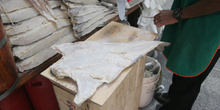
[0,76,19,101]
[0,34,7,49]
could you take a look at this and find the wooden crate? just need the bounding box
[52,56,146,110]
[41,21,157,110]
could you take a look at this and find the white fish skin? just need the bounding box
[49,1,63,8]
[16,32,77,72]
[68,6,107,16]
[5,8,69,36]
[53,8,69,19]
[73,8,109,24]
[74,10,114,32]
[63,2,98,8]
[1,1,63,23]
[0,0,32,13]
[13,26,72,59]
[49,41,168,105]
[28,0,56,22]
[63,0,97,5]
[76,13,117,37]
[0,0,62,13]
[2,7,39,23]
[6,16,47,36]
[9,19,71,45]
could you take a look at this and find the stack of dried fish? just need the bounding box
[1,0,77,72]
[62,0,117,38]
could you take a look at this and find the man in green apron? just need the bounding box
[153,0,220,109]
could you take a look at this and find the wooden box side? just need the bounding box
[53,56,146,110]
[100,56,146,110]
[53,85,101,110]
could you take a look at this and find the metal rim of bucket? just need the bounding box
[0,16,19,101]
[0,34,19,101]
[0,76,19,101]
[0,34,7,49]
[145,56,161,77]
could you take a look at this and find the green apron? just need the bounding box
[161,0,220,77]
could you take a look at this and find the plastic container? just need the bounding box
[24,75,59,110]
[0,87,33,110]
[139,56,162,108]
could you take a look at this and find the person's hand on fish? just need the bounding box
[153,10,179,28]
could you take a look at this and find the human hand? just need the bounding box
[154,10,179,27]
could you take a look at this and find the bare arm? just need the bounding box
[154,0,220,27]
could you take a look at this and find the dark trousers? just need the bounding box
[160,49,220,110]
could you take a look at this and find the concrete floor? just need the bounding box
[139,0,220,110]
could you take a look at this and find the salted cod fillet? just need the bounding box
[5,8,69,36]
[2,7,39,23]
[0,0,32,13]
[63,0,98,5]
[74,10,114,32]
[9,18,71,45]
[76,13,117,37]
[28,0,56,22]
[63,2,97,8]
[13,26,72,59]
[16,31,76,72]
[50,41,169,105]
[73,8,109,24]
[1,1,62,23]
[67,5,107,17]
[0,0,61,13]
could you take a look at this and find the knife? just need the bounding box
[117,0,126,21]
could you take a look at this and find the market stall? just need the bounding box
[0,0,168,109]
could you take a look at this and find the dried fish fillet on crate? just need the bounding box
[49,41,168,105]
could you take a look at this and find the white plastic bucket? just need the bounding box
[139,57,162,108]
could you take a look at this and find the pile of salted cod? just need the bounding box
[50,41,169,105]
[62,0,117,38]
[1,0,77,72]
